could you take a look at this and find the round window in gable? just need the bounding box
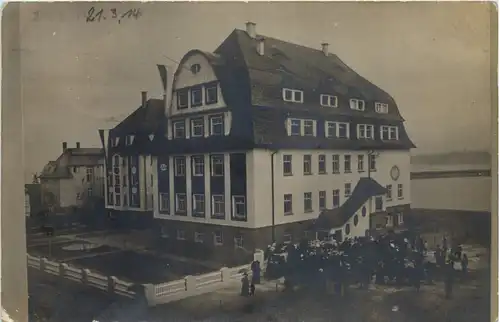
[353,215,359,227]
[191,63,201,74]
[345,223,350,235]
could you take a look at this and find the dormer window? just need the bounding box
[173,120,186,139]
[191,86,203,107]
[210,115,224,136]
[125,135,135,146]
[303,120,314,136]
[283,88,303,103]
[177,90,189,110]
[375,102,389,114]
[381,125,399,140]
[287,118,316,137]
[350,99,365,111]
[205,83,218,105]
[357,124,375,139]
[325,121,350,139]
[320,94,338,107]
[290,119,301,136]
[191,118,204,138]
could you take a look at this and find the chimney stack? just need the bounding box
[141,91,147,108]
[62,141,67,152]
[321,43,329,56]
[257,37,265,56]
[245,21,256,38]
[76,142,81,149]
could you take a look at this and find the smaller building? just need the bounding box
[38,142,105,213]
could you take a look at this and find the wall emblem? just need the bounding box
[131,166,137,175]
[160,164,168,171]
[390,165,400,181]
[149,134,155,141]
[132,187,138,194]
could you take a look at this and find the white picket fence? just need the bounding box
[26,254,135,298]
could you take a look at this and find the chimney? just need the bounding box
[245,21,256,38]
[321,43,329,56]
[257,37,265,56]
[141,91,147,108]
[62,141,67,152]
[76,142,81,149]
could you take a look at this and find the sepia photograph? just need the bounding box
[1,1,497,321]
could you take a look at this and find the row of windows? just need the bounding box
[288,118,399,141]
[159,193,246,220]
[172,155,224,177]
[283,184,404,214]
[282,153,376,176]
[282,88,389,114]
[177,82,219,110]
[172,114,224,139]
[168,229,244,248]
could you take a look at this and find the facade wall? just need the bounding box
[58,164,105,208]
[249,149,411,228]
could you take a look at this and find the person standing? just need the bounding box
[241,273,250,296]
[461,253,469,275]
[444,262,455,299]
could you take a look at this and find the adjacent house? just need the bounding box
[39,142,105,213]
[101,22,415,260]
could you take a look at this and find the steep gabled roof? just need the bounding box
[39,148,104,179]
[315,177,387,229]
[111,99,166,137]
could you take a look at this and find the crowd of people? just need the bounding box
[261,230,469,298]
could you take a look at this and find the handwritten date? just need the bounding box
[86,7,142,23]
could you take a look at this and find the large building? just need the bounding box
[39,142,105,213]
[101,22,415,260]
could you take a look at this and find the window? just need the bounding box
[213,230,223,245]
[232,196,246,219]
[349,98,365,111]
[386,216,393,227]
[283,155,293,175]
[320,94,338,107]
[357,155,364,172]
[193,194,205,215]
[191,118,204,138]
[159,193,169,212]
[125,135,134,146]
[303,120,315,136]
[205,83,218,104]
[284,194,293,215]
[397,184,403,199]
[234,235,244,248]
[86,167,94,182]
[386,185,393,200]
[76,193,82,200]
[375,196,383,211]
[375,102,389,114]
[303,155,312,175]
[318,155,326,174]
[344,183,351,198]
[192,155,204,176]
[177,90,189,109]
[397,213,404,225]
[282,88,304,103]
[283,230,292,243]
[357,124,375,139]
[344,155,351,173]
[210,155,224,176]
[369,154,377,171]
[319,191,326,210]
[176,229,186,240]
[381,125,399,141]
[210,115,224,136]
[191,87,203,107]
[174,157,185,176]
[290,119,301,136]
[173,121,186,139]
[194,232,204,243]
[353,214,359,226]
[332,190,340,208]
[326,122,349,139]
[175,193,187,213]
[332,155,340,173]
[87,187,93,197]
[303,192,313,212]
[344,223,351,236]
[74,167,79,173]
[211,195,225,218]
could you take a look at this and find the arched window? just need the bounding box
[345,223,351,235]
[353,214,359,227]
[112,154,121,206]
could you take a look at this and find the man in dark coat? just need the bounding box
[444,262,455,299]
[241,273,250,296]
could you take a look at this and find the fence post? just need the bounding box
[143,284,156,307]
[108,276,117,294]
[185,276,196,295]
[220,267,230,282]
[59,263,68,277]
[81,268,90,285]
[40,258,48,271]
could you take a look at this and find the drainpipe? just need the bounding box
[367,150,375,232]
[270,150,278,243]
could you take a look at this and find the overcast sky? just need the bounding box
[18,2,493,182]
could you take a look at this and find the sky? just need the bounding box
[18,2,494,182]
